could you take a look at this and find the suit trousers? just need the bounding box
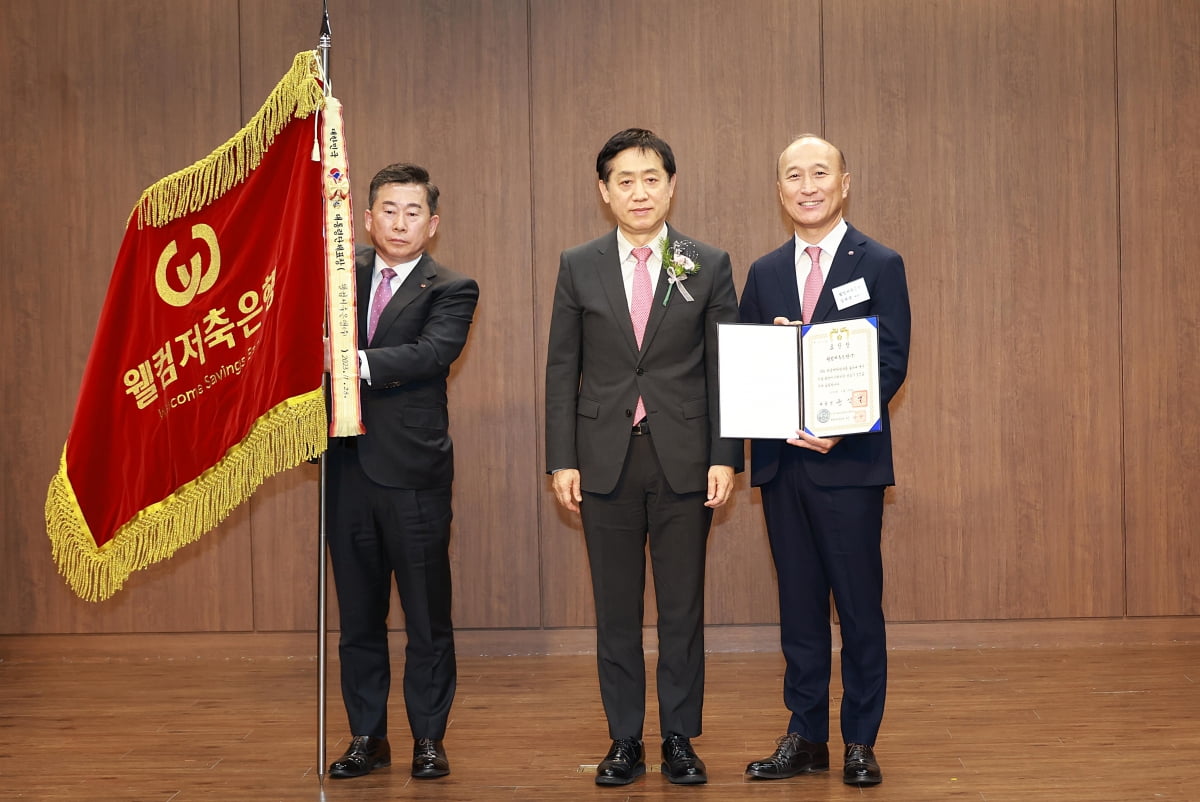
[580,432,713,741]
[325,447,457,741]
[760,446,887,746]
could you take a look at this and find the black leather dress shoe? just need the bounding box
[745,733,830,779]
[843,743,883,785]
[329,735,391,779]
[412,738,450,779]
[596,737,645,786]
[660,734,707,785]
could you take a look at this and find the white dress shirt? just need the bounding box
[793,218,849,298]
[616,224,666,311]
[360,252,423,385]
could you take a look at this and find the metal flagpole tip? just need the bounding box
[318,0,332,94]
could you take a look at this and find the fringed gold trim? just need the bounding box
[132,51,326,229]
[44,389,328,602]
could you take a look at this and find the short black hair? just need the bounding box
[368,162,440,214]
[596,128,676,183]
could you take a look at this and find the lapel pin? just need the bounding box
[420,283,427,289]
[848,250,855,255]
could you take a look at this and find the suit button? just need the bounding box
[624,409,633,417]
[636,367,644,375]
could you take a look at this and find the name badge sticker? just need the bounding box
[832,277,870,310]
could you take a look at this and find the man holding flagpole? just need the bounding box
[324,163,478,780]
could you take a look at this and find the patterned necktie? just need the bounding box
[630,246,653,424]
[367,267,397,343]
[801,245,824,324]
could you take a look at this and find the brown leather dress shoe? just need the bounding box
[843,743,883,785]
[745,733,830,779]
[412,738,450,778]
[596,737,645,786]
[329,735,391,779]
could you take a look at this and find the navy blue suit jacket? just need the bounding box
[739,224,910,488]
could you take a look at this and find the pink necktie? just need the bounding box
[367,267,397,343]
[801,246,823,324]
[630,247,653,424]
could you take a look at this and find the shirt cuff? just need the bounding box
[358,350,372,385]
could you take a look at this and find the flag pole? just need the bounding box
[316,1,332,787]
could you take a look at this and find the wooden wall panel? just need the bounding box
[1119,0,1200,616]
[529,0,822,628]
[239,0,540,630]
[4,0,1199,640]
[824,0,1124,620]
[0,1,259,633]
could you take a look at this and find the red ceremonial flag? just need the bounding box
[45,52,349,602]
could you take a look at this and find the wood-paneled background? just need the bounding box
[3,0,1198,643]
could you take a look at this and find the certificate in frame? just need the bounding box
[717,316,881,439]
[800,316,881,438]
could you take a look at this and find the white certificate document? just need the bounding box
[801,317,881,437]
[717,323,801,439]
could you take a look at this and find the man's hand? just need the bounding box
[705,465,736,508]
[552,468,583,513]
[786,430,843,454]
[773,316,801,326]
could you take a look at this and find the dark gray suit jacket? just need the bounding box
[545,225,743,495]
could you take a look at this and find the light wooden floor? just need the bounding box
[1,636,1198,801]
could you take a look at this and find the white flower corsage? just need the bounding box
[659,236,701,305]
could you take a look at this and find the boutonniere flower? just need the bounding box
[659,236,701,306]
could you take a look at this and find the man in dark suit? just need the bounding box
[739,135,910,787]
[323,163,478,781]
[545,128,742,786]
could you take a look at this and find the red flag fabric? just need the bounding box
[45,52,331,601]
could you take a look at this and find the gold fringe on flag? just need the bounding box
[45,391,327,602]
[133,50,326,229]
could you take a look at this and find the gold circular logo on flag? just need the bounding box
[155,223,221,307]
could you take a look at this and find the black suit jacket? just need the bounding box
[739,223,910,488]
[545,225,743,495]
[340,244,479,489]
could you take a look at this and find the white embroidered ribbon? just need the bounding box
[666,271,694,303]
[320,97,364,437]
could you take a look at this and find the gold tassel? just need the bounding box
[45,390,328,602]
[132,51,326,229]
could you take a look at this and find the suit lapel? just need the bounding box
[369,253,436,345]
[356,251,375,348]
[595,231,641,355]
[771,237,802,322]
[638,225,675,355]
[812,225,867,323]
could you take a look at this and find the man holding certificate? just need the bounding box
[739,135,911,787]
